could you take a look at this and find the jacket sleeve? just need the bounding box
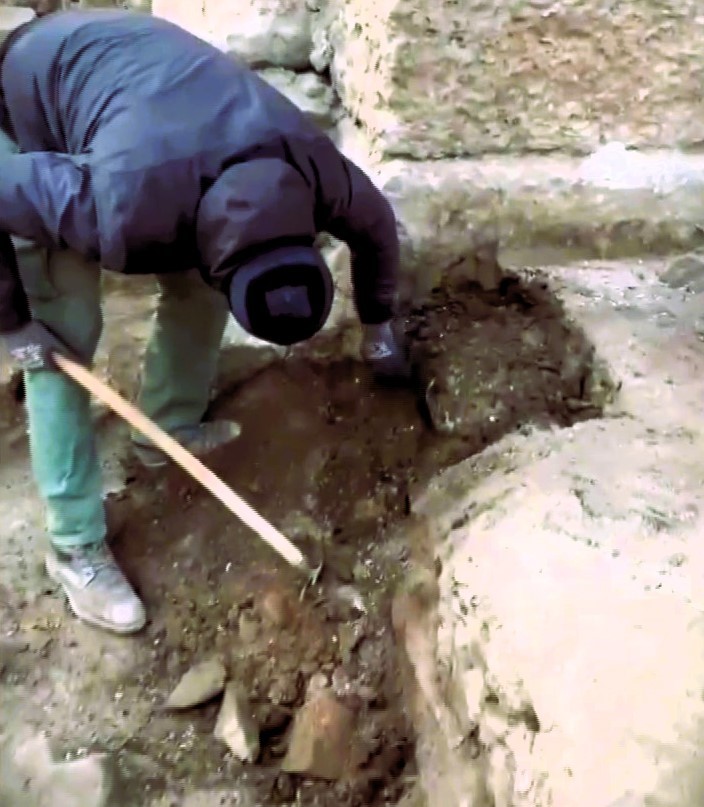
[312,141,400,325]
[0,151,98,334]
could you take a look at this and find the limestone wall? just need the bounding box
[327,0,704,160]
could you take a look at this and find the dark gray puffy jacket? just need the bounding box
[0,10,399,333]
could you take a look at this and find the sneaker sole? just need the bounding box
[45,554,146,636]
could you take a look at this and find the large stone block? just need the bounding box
[374,147,704,302]
[412,417,704,807]
[0,5,34,37]
[257,68,340,132]
[152,0,319,70]
[325,0,704,159]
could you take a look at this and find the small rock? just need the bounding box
[259,587,294,629]
[280,510,327,542]
[238,611,260,645]
[661,253,704,291]
[305,672,330,700]
[281,691,356,780]
[214,682,260,763]
[165,658,226,709]
[12,734,106,807]
[257,68,338,130]
[334,584,367,615]
[222,6,313,70]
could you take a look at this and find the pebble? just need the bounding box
[165,658,226,709]
[213,682,260,763]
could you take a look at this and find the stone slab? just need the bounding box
[325,0,704,160]
[374,147,704,302]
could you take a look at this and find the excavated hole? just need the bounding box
[12,272,615,806]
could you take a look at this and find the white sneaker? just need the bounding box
[45,541,146,635]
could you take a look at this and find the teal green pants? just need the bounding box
[16,245,230,550]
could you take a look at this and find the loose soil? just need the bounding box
[0,274,612,806]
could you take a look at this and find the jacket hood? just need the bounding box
[195,157,319,284]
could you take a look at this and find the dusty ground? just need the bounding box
[0,271,608,806]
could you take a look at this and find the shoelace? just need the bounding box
[71,547,123,586]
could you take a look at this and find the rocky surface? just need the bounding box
[4,2,704,806]
[377,147,704,304]
[323,0,704,160]
[400,258,704,807]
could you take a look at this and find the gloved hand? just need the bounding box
[3,320,70,371]
[361,319,412,382]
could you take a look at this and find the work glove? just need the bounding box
[361,319,412,383]
[3,320,70,371]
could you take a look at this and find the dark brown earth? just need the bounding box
[0,273,612,806]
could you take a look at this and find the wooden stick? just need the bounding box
[53,353,309,572]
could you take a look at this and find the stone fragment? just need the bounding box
[258,586,294,629]
[280,510,327,542]
[217,319,285,389]
[305,671,330,700]
[661,253,704,292]
[165,658,226,709]
[268,671,301,706]
[11,734,107,807]
[238,611,260,645]
[257,68,338,131]
[281,691,355,780]
[208,0,313,70]
[214,682,260,763]
[338,623,362,665]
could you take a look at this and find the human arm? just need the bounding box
[311,141,410,379]
[0,152,96,366]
